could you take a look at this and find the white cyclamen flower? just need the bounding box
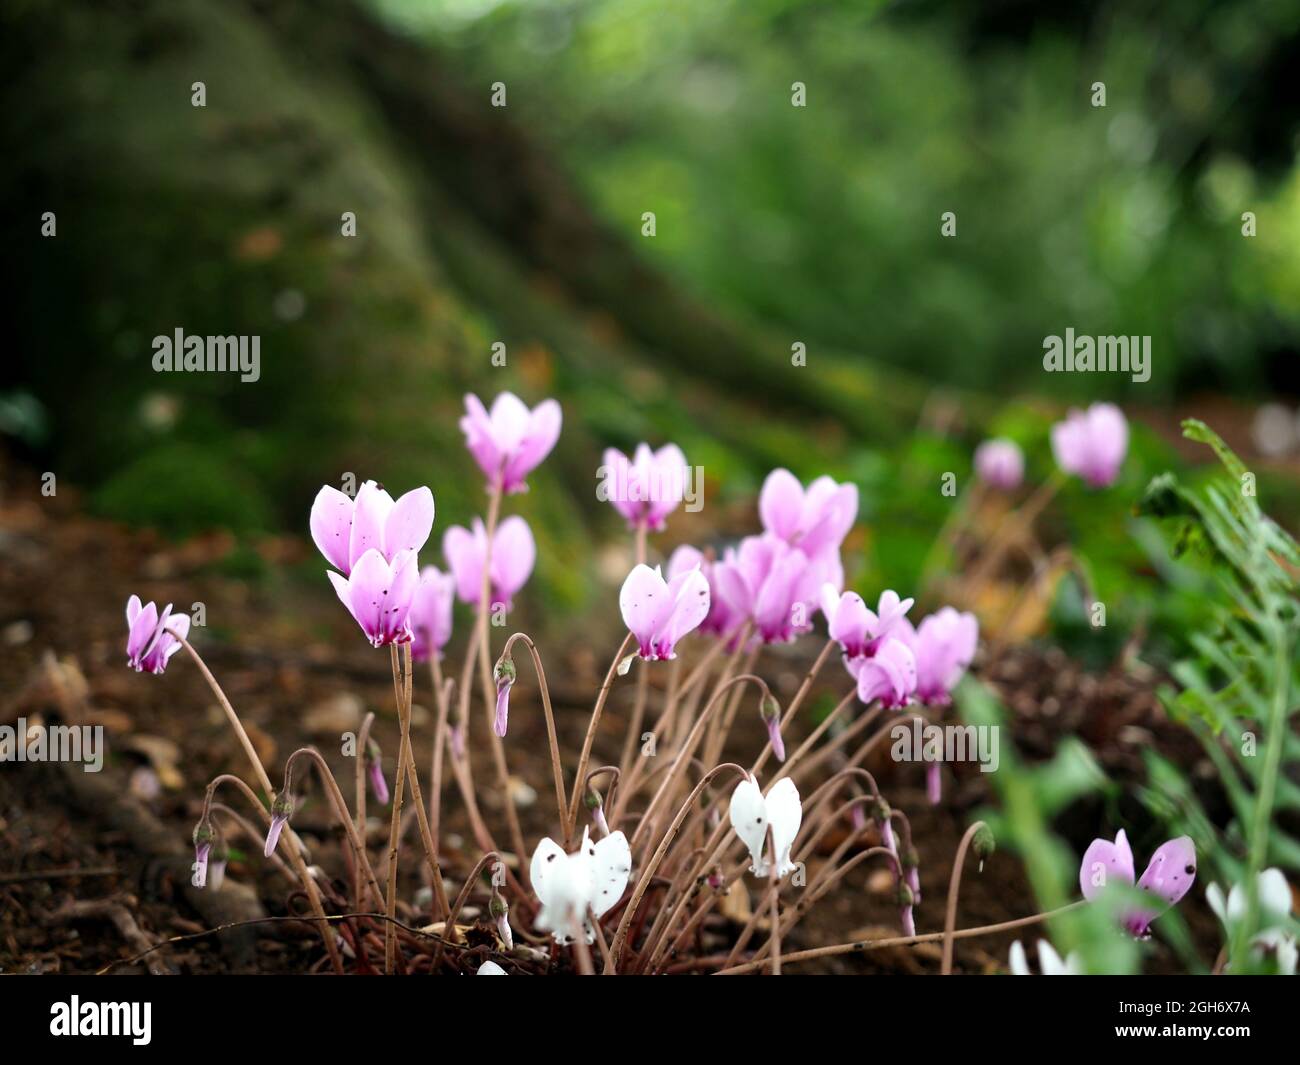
[477,961,508,975]
[728,775,801,879]
[1206,868,1296,974]
[530,827,632,945]
[1009,939,1083,975]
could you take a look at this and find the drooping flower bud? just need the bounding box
[366,739,390,805]
[926,761,942,805]
[902,843,921,904]
[489,892,513,951]
[759,693,785,762]
[192,819,215,889]
[493,654,517,738]
[265,794,294,857]
[897,882,916,937]
[585,789,610,836]
[972,823,995,873]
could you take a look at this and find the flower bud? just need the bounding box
[972,823,995,873]
[265,794,294,857]
[493,655,517,738]
[365,739,390,805]
[759,694,785,762]
[192,819,215,889]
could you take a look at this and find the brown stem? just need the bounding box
[566,631,635,843]
[715,901,1087,975]
[941,819,989,975]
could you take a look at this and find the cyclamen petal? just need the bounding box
[327,548,419,647]
[409,565,455,663]
[1079,829,1136,900]
[309,485,355,574]
[619,564,709,660]
[310,481,434,576]
[902,607,979,705]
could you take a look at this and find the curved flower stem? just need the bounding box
[354,710,376,912]
[180,637,342,972]
[209,802,294,882]
[435,850,500,970]
[751,638,836,776]
[716,901,1088,975]
[283,747,386,912]
[502,632,567,833]
[428,656,450,855]
[172,633,274,798]
[630,674,771,857]
[390,643,450,919]
[606,762,748,973]
[941,819,989,975]
[770,688,860,785]
[767,834,781,976]
[198,772,343,974]
[566,631,635,845]
[743,846,900,970]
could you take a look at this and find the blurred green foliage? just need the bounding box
[383,0,1300,397]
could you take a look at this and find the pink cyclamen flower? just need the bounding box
[326,548,420,647]
[460,392,562,494]
[125,596,191,675]
[409,566,455,663]
[898,607,978,706]
[974,439,1024,491]
[716,534,825,644]
[759,469,858,560]
[601,443,688,531]
[845,636,916,708]
[619,563,711,660]
[443,516,536,612]
[821,586,914,658]
[1051,403,1129,488]
[668,546,740,638]
[1079,829,1196,937]
[310,480,434,577]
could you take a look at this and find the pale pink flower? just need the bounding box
[601,443,688,531]
[974,439,1024,491]
[619,563,711,660]
[460,392,562,494]
[326,548,420,647]
[1079,829,1196,937]
[443,516,536,612]
[1051,403,1128,488]
[310,481,434,577]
